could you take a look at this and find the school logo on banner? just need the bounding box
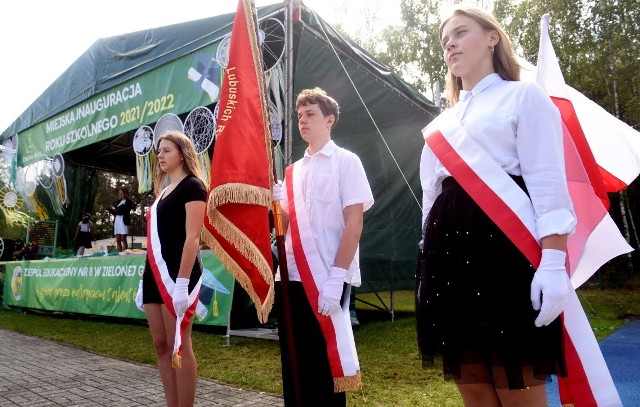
[11,266,23,301]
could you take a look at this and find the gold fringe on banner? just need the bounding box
[208,183,271,209]
[200,228,274,323]
[334,371,362,393]
[207,207,274,276]
[171,352,182,369]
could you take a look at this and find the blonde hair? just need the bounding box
[153,131,208,194]
[440,7,520,105]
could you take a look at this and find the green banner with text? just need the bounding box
[18,42,222,166]
[2,250,234,326]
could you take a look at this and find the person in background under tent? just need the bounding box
[74,213,96,256]
[107,187,135,252]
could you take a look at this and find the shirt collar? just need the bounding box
[459,72,501,102]
[304,139,337,158]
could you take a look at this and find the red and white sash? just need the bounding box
[285,163,361,392]
[423,111,621,406]
[146,189,202,363]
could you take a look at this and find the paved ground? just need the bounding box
[2,321,638,406]
[0,328,283,406]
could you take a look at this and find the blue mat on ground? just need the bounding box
[546,319,640,406]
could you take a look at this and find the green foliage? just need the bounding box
[0,207,30,240]
[378,0,448,103]
[341,0,639,129]
[502,0,640,130]
[341,0,640,285]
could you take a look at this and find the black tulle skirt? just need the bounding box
[416,177,566,390]
[74,231,93,249]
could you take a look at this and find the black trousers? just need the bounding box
[275,281,346,407]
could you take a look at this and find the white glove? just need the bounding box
[530,249,571,327]
[173,278,190,316]
[318,267,347,316]
[272,180,283,202]
[135,280,145,312]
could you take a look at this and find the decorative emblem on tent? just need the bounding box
[215,17,285,72]
[216,35,232,69]
[1,135,19,187]
[184,106,216,186]
[14,166,36,214]
[0,187,22,211]
[52,153,65,178]
[133,126,154,156]
[188,52,222,102]
[52,153,68,206]
[269,103,283,144]
[153,113,184,149]
[133,126,155,193]
[35,155,55,189]
[184,107,216,153]
[1,137,16,163]
[24,165,38,197]
[258,18,285,72]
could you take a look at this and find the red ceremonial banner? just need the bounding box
[203,0,274,323]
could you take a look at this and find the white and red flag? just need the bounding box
[535,13,633,406]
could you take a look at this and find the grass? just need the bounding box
[1,288,639,406]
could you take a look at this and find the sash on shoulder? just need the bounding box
[423,115,621,406]
[146,189,202,368]
[424,112,541,266]
[285,164,361,392]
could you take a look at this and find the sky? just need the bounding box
[0,0,400,134]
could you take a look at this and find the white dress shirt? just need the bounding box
[420,73,576,239]
[278,140,374,286]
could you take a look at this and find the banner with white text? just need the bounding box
[17,42,223,166]
[2,250,234,326]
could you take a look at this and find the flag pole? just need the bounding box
[271,199,302,407]
[269,1,302,405]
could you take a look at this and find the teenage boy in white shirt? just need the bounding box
[273,87,374,406]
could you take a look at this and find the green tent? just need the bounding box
[1,3,439,295]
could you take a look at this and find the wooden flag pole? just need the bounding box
[271,198,303,407]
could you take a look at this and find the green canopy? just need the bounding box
[1,3,439,292]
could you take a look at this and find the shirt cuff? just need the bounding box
[537,208,577,239]
[345,269,362,287]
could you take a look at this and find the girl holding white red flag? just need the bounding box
[136,131,207,406]
[417,7,576,406]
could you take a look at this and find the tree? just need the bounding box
[503,0,640,284]
[377,0,449,104]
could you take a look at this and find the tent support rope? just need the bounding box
[315,22,422,211]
